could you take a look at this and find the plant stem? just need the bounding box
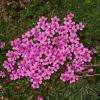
[86,64,100,67]
[78,74,100,77]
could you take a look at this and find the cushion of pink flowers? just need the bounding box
[0,13,96,89]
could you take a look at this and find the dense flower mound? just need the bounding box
[1,13,96,89]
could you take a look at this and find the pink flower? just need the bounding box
[0,42,5,49]
[88,68,94,73]
[76,22,85,30]
[0,71,5,78]
[51,16,60,23]
[37,95,43,100]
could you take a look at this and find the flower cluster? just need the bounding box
[1,13,96,89]
[0,42,5,78]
